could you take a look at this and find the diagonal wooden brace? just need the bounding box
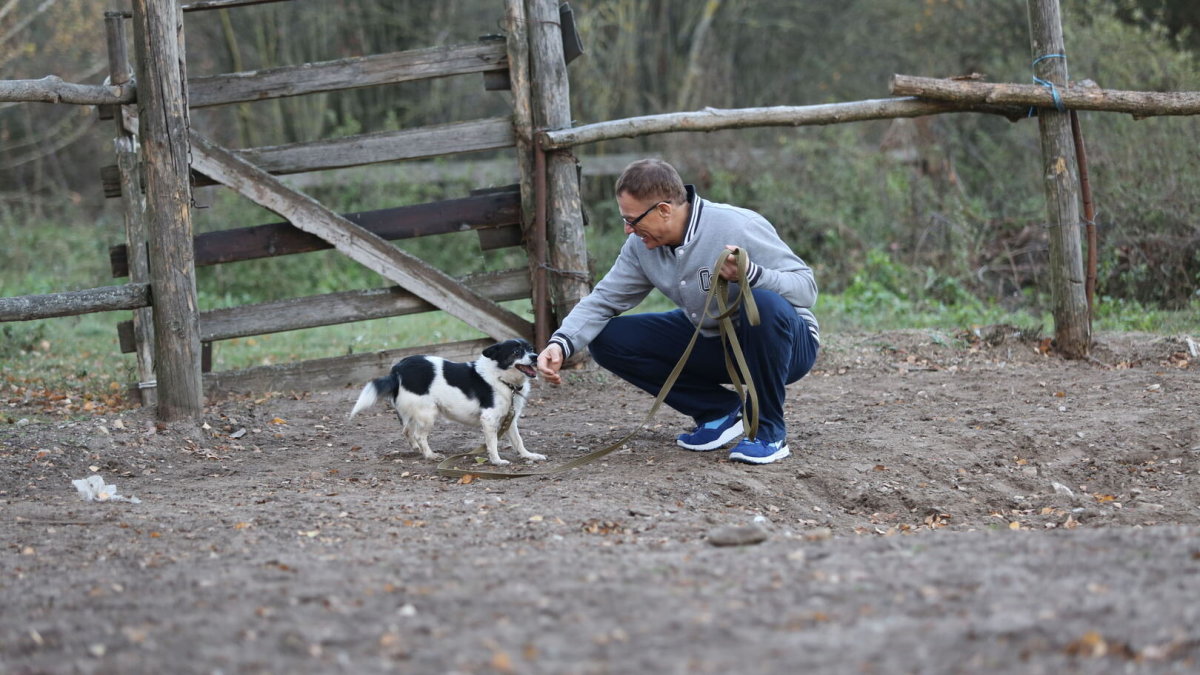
[188,133,532,343]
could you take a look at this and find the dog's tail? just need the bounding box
[349,373,399,418]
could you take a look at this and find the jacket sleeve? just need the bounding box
[747,258,818,310]
[549,239,654,359]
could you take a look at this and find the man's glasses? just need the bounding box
[622,201,667,230]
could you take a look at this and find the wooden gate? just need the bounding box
[96,0,588,410]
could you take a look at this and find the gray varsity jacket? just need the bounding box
[549,186,819,359]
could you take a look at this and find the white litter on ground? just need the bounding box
[72,474,141,504]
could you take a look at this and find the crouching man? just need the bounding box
[536,159,819,464]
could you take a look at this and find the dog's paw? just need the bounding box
[522,453,548,462]
[489,457,511,466]
[424,452,445,460]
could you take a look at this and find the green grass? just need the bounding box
[4,275,1197,415]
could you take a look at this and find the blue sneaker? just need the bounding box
[676,411,744,451]
[729,438,790,464]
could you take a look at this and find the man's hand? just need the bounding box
[536,343,565,385]
[718,245,745,281]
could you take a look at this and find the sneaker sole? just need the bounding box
[676,419,745,451]
[729,444,791,465]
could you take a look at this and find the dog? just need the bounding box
[349,339,545,466]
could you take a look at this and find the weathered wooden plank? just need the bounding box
[107,118,518,196]
[476,223,523,251]
[203,338,497,396]
[110,190,521,277]
[0,284,150,322]
[890,74,1200,117]
[117,268,532,351]
[181,0,291,12]
[537,98,1029,150]
[188,133,533,342]
[114,0,292,16]
[106,10,156,405]
[1027,0,1090,358]
[186,118,515,189]
[188,43,508,108]
[108,15,156,403]
[132,0,203,420]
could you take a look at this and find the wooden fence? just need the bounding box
[0,0,589,420]
[2,0,1196,421]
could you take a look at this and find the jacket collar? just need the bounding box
[679,184,703,248]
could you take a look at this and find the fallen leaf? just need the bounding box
[1065,631,1108,657]
[379,632,401,648]
[490,651,515,674]
[458,474,475,485]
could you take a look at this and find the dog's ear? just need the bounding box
[482,342,503,361]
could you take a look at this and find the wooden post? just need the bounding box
[106,11,158,406]
[1027,0,1089,358]
[526,0,590,326]
[504,0,549,349]
[131,0,203,419]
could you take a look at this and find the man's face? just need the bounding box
[617,193,680,249]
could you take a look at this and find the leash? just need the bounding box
[436,248,760,480]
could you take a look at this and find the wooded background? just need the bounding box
[2,0,1197,309]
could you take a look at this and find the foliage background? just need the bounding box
[1,0,1197,395]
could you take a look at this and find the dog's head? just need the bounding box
[482,339,538,381]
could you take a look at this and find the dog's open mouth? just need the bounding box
[516,364,537,378]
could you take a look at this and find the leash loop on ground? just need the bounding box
[436,248,759,480]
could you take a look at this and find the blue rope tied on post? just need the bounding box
[1029,53,1068,117]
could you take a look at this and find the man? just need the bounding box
[536,159,819,464]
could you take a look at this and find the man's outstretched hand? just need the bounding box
[537,343,564,385]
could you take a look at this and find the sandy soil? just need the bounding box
[2,328,1199,674]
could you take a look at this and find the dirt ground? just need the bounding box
[3,328,1199,674]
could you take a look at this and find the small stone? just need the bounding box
[706,524,769,547]
[804,527,833,542]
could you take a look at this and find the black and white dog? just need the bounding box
[349,339,545,466]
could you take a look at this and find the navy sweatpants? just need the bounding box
[588,289,818,444]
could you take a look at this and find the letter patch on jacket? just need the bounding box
[698,268,712,292]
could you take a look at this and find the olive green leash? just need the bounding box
[436,248,760,480]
